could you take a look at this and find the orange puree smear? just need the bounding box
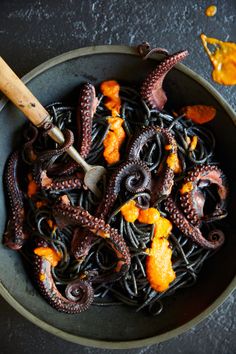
[181,105,216,124]
[165,144,172,151]
[205,5,217,17]
[146,216,175,292]
[35,200,47,208]
[34,247,61,267]
[100,81,126,165]
[189,136,198,151]
[180,181,193,195]
[120,200,175,291]
[39,273,46,282]
[200,34,236,85]
[166,153,181,173]
[138,208,160,224]
[27,173,38,197]
[100,80,121,116]
[120,200,139,223]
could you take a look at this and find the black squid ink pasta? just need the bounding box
[13,83,226,316]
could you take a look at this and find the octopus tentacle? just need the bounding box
[51,83,98,176]
[33,129,75,185]
[179,164,228,226]
[71,228,96,261]
[127,126,178,203]
[141,50,188,110]
[34,239,94,313]
[53,199,131,275]
[77,82,98,158]
[40,171,84,193]
[127,126,177,160]
[37,129,74,165]
[22,124,38,163]
[96,159,151,220]
[164,196,224,249]
[3,151,27,250]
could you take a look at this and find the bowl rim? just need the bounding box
[0,45,235,349]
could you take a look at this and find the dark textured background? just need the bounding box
[0,0,235,353]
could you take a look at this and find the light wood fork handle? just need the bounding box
[0,56,50,127]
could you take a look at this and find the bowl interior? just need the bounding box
[0,49,236,346]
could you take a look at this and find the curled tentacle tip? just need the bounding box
[137,42,169,60]
[208,229,225,248]
[141,49,189,110]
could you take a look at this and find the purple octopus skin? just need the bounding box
[71,227,97,261]
[96,159,151,221]
[53,199,131,274]
[40,171,84,193]
[164,196,225,249]
[179,164,228,226]
[51,83,98,176]
[140,50,189,110]
[34,239,94,313]
[33,129,76,186]
[127,126,178,203]
[22,124,38,163]
[3,151,27,250]
[77,83,98,158]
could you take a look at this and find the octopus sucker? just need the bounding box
[141,50,189,110]
[3,151,27,250]
[164,196,225,249]
[40,171,84,193]
[34,239,94,313]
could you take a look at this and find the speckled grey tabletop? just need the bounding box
[0,1,235,353]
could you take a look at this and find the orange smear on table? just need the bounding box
[205,5,217,17]
[27,174,38,197]
[200,34,236,85]
[166,153,181,173]
[181,105,216,124]
[34,247,61,267]
[146,217,175,292]
[100,80,126,164]
[120,200,140,223]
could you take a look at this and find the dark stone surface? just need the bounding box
[0,0,235,353]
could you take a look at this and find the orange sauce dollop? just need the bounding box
[200,34,236,85]
[166,153,181,174]
[146,217,176,292]
[180,105,216,124]
[27,173,38,197]
[100,80,126,164]
[34,247,61,267]
[120,200,175,292]
[120,200,140,223]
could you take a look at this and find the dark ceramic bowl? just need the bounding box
[0,46,236,349]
